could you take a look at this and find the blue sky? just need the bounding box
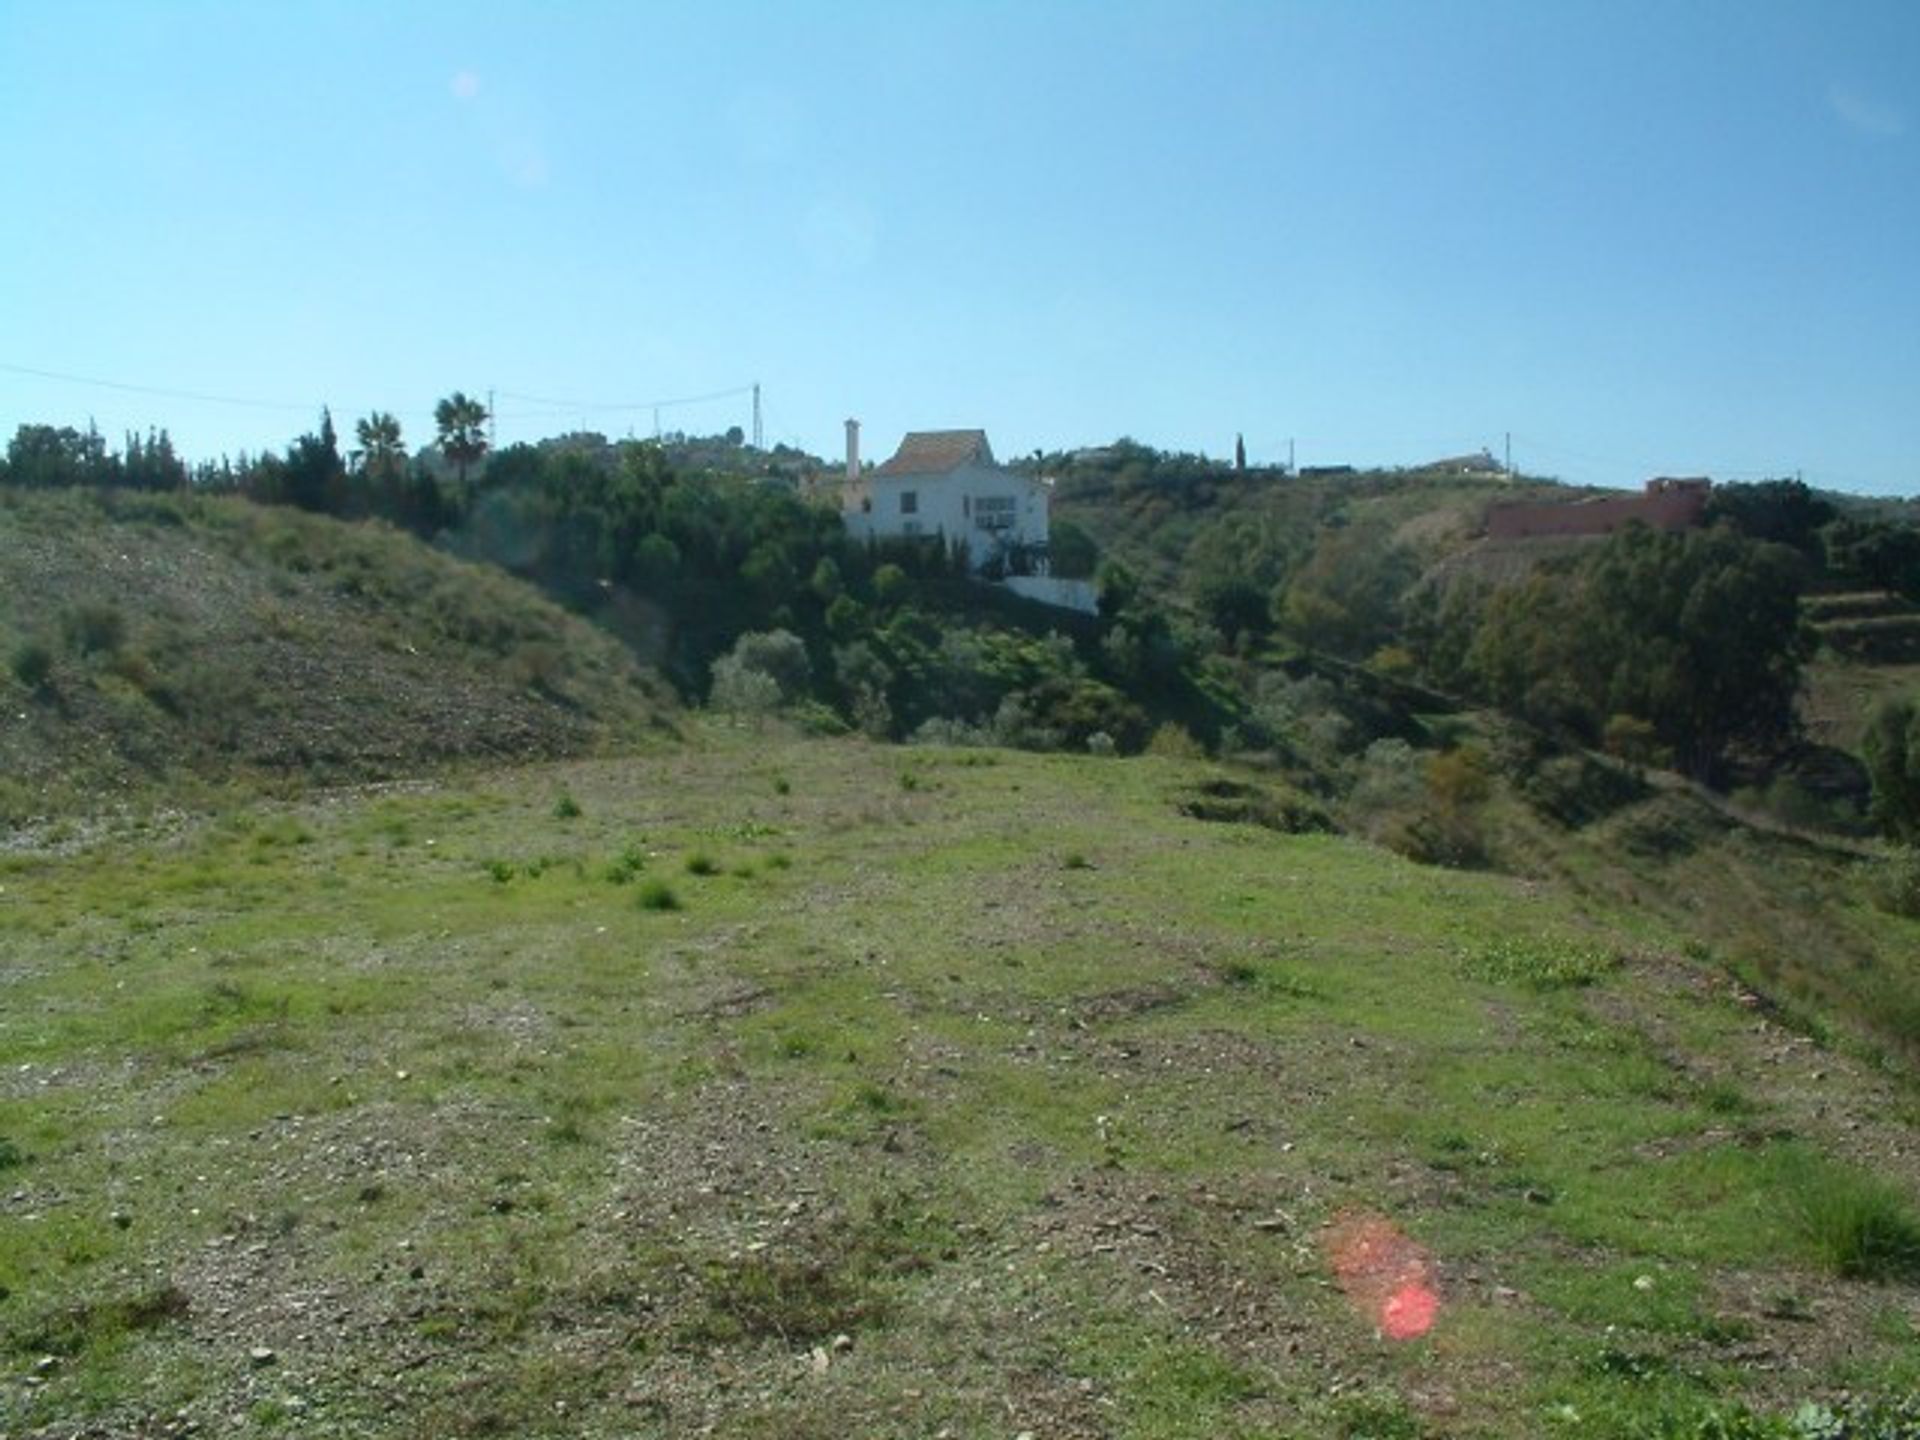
[2,1,1915,493]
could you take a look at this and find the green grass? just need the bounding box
[1770,1145,1920,1280]
[1,727,1917,1437]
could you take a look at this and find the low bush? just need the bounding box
[62,601,127,655]
[1868,848,1920,921]
[9,638,53,690]
[637,879,681,911]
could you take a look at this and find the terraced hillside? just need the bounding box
[0,488,674,823]
[3,730,1917,1438]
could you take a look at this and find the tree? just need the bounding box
[434,391,490,489]
[352,411,407,517]
[1705,479,1834,560]
[1863,695,1920,842]
[1048,520,1099,580]
[1825,518,1920,600]
[283,409,346,513]
[353,411,404,474]
[1278,524,1417,658]
[4,423,112,488]
[1465,525,1809,779]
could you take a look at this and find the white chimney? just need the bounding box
[845,418,860,483]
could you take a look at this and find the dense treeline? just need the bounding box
[1,408,1231,752]
[9,416,1919,816]
[1056,449,1920,819]
[1413,525,1809,781]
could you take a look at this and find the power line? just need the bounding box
[495,382,755,415]
[0,360,317,413]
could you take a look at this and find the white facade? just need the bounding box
[842,429,1052,574]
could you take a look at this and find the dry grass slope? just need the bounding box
[0,488,675,824]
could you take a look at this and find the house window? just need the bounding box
[974,495,1016,530]
[902,520,922,537]
[900,490,918,515]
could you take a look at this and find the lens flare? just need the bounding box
[1325,1212,1440,1341]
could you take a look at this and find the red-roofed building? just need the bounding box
[842,425,1053,573]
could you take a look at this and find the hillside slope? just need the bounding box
[2,730,1917,1438]
[0,488,673,822]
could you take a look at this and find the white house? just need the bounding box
[840,423,1053,573]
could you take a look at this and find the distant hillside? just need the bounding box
[0,488,674,823]
[1043,444,1541,603]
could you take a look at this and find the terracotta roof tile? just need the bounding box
[874,430,994,477]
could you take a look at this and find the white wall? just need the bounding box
[843,462,1049,570]
[1001,575,1097,614]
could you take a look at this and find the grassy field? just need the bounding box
[4,727,1919,1438]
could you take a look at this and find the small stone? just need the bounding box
[249,1346,277,1367]
[111,1210,132,1230]
[33,1355,58,1375]
[1633,1275,1656,1292]
[831,1332,853,1353]
[809,1346,830,1374]
[395,1070,411,1081]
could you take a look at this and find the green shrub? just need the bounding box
[1146,722,1205,760]
[602,843,646,884]
[684,852,719,877]
[552,792,581,820]
[62,601,127,655]
[1868,848,1920,921]
[9,639,53,690]
[637,880,681,911]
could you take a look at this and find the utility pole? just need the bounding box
[653,406,661,441]
[487,388,496,450]
[1288,437,1295,475]
[1505,431,1512,481]
[752,382,763,450]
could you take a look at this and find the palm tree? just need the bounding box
[353,411,404,474]
[434,391,489,488]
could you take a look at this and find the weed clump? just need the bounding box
[601,843,646,884]
[9,639,53,691]
[552,792,581,820]
[1458,937,1616,990]
[684,852,719,877]
[16,1283,189,1358]
[1773,1147,1920,1281]
[637,880,681,912]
